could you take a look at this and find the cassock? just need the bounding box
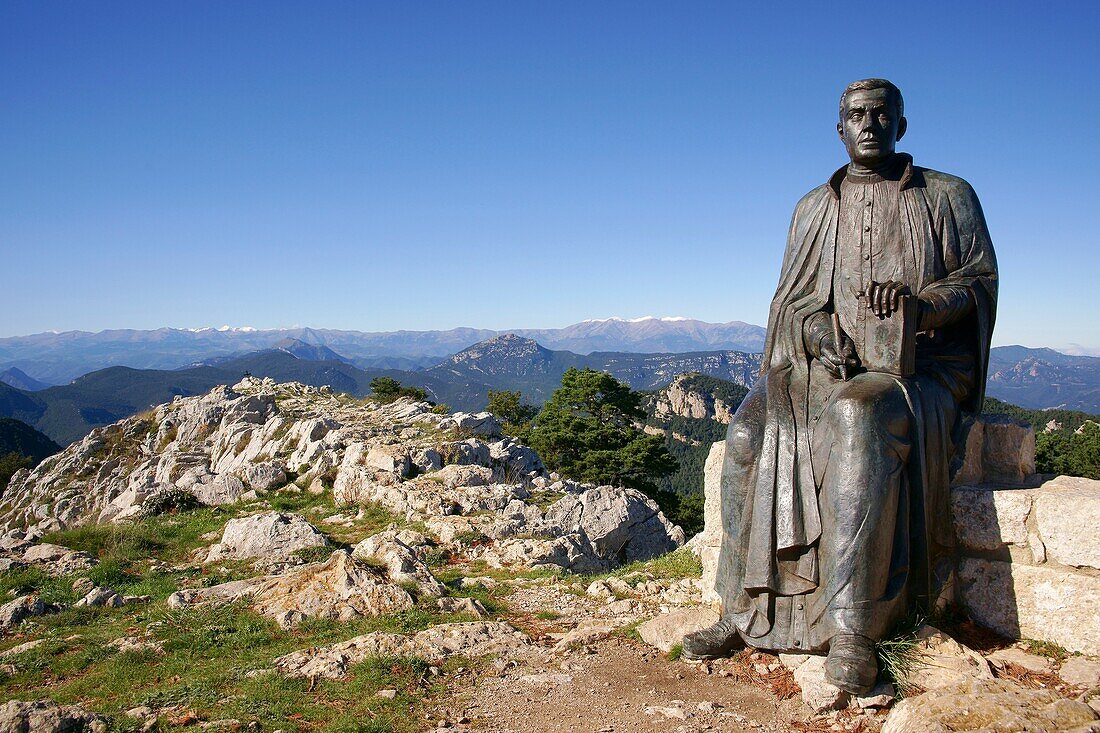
[713,154,997,652]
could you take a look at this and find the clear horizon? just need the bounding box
[3,2,1099,350]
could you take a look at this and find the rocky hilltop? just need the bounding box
[1,377,682,572]
[2,379,1099,733]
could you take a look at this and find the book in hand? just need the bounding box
[858,293,917,377]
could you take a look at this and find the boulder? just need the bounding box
[250,550,414,627]
[439,412,503,438]
[637,608,719,653]
[0,700,104,733]
[881,678,1098,733]
[692,441,725,606]
[240,461,287,491]
[190,474,247,506]
[541,486,685,566]
[74,587,124,608]
[435,597,490,618]
[0,595,47,630]
[204,512,327,563]
[1060,656,1100,688]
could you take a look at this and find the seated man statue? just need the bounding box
[682,78,998,695]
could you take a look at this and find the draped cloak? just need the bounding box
[714,155,998,651]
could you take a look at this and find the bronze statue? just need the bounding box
[683,79,998,695]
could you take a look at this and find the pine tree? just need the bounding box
[528,368,677,492]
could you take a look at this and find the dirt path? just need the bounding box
[423,576,865,733]
[431,635,824,732]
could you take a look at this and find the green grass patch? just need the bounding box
[1023,639,1070,661]
[875,612,926,697]
[666,643,683,661]
[0,597,464,733]
[579,547,702,585]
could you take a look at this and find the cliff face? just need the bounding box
[652,374,740,425]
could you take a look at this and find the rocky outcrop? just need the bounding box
[0,700,105,733]
[272,621,530,679]
[249,551,415,628]
[1,378,684,575]
[168,548,434,628]
[881,678,1098,733]
[652,374,738,424]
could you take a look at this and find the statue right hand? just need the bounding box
[819,331,860,379]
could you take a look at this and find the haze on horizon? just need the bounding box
[3,2,1098,351]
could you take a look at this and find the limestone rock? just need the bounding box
[439,412,503,438]
[541,486,684,566]
[351,531,445,597]
[637,607,719,653]
[435,597,490,618]
[951,485,1035,552]
[273,621,529,679]
[1060,656,1100,688]
[1033,476,1100,570]
[191,474,247,506]
[20,544,97,576]
[550,620,619,652]
[881,677,1098,733]
[204,512,327,563]
[250,550,414,627]
[0,639,46,659]
[240,461,287,491]
[951,414,1036,486]
[0,595,47,630]
[0,699,104,733]
[166,577,266,608]
[789,655,849,713]
[958,558,1100,655]
[987,647,1053,674]
[693,441,725,606]
[74,587,125,608]
[902,625,993,692]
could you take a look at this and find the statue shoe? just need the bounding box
[681,617,743,660]
[824,633,879,695]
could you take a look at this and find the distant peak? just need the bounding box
[579,316,693,324]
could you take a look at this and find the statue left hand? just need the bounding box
[866,280,911,317]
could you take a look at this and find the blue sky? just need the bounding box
[2,1,1098,351]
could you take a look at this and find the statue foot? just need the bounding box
[681,618,743,660]
[825,634,878,695]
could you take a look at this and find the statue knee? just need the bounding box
[727,419,763,466]
[825,381,911,438]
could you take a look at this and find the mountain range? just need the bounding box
[0,335,763,446]
[0,318,767,385]
[1,322,1097,447]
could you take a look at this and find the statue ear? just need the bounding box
[896,117,908,142]
[837,121,844,140]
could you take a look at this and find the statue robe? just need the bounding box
[714,155,997,652]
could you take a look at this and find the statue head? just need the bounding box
[837,79,907,167]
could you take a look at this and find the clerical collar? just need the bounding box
[845,154,906,184]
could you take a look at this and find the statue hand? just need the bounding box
[867,280,911,317]
[820,329,860,380]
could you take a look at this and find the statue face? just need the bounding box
[837,88,906,167]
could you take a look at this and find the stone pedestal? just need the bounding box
[695,416,1100,655]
